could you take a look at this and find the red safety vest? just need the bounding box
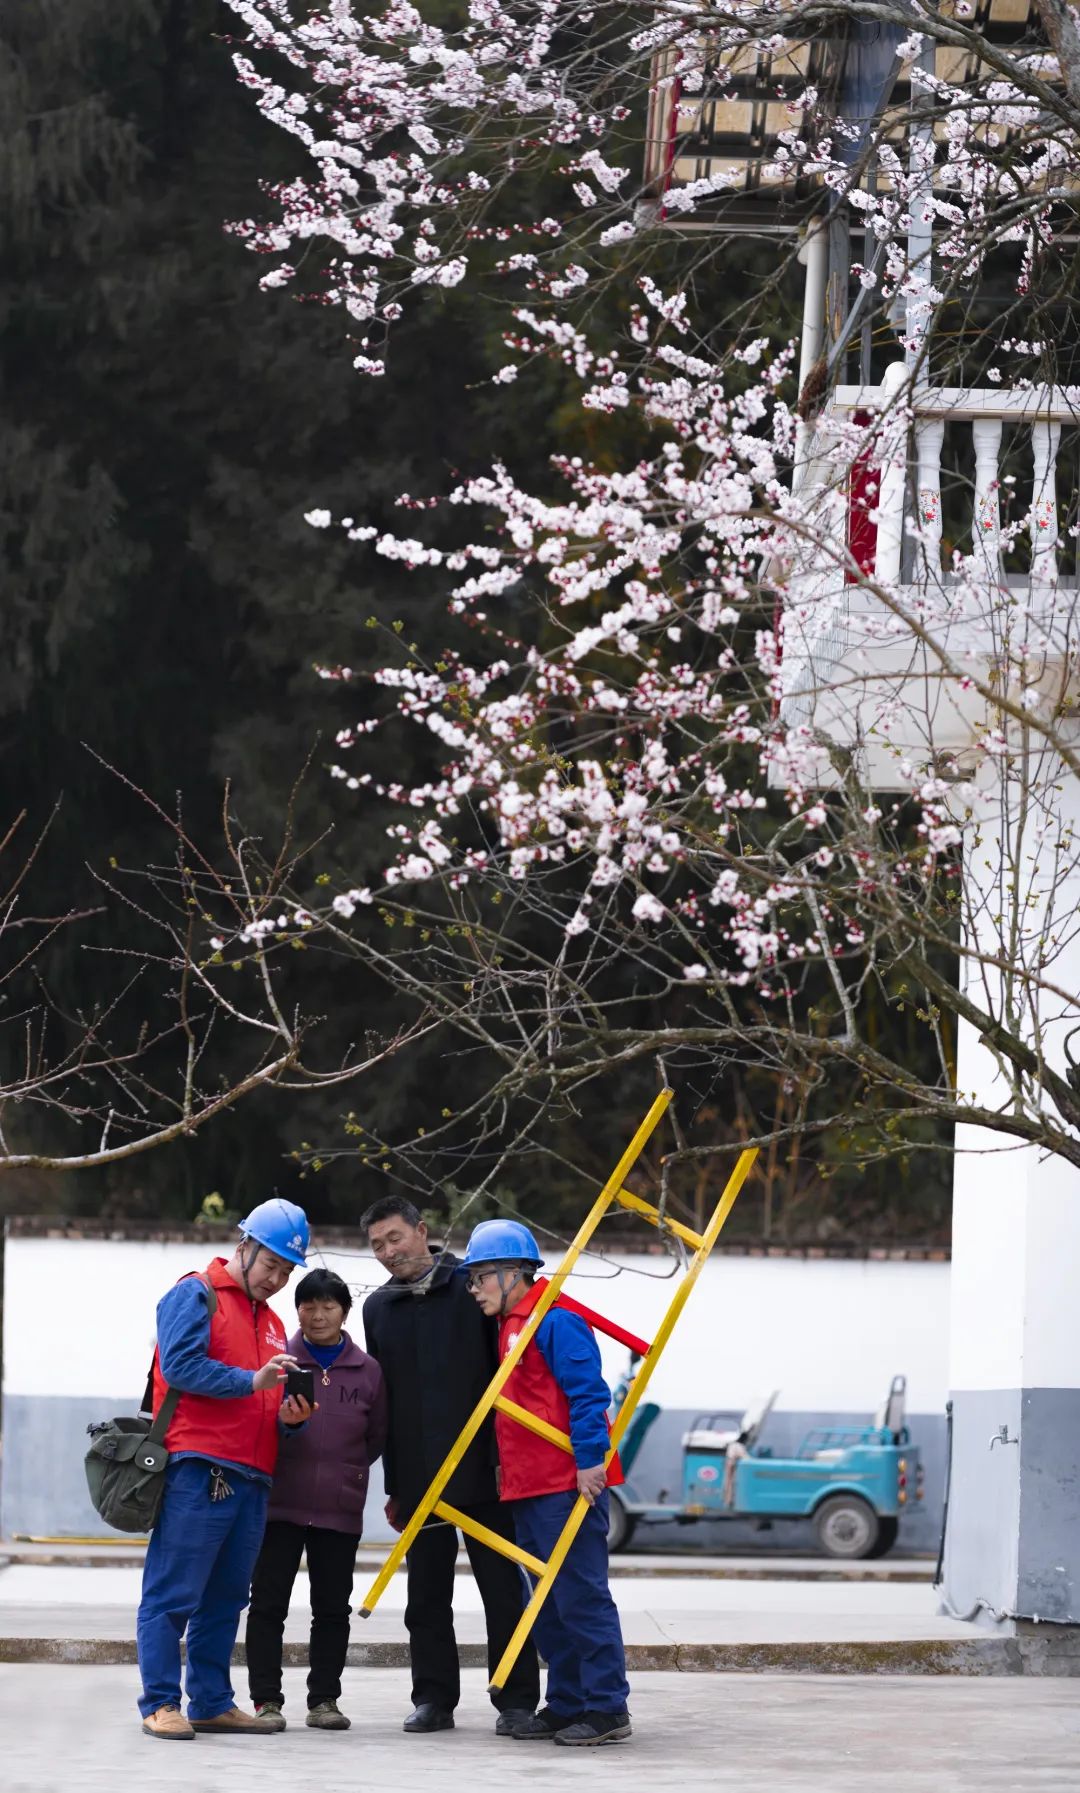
[151,1257,288,1476]
[497,1281,625,1502]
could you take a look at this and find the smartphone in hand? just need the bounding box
[285,1366,315,1406]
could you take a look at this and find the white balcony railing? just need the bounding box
[778,362,1080,787]
[831,361,1076,587]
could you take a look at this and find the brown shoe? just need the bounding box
[142,1704,196,1740]
[190,1706,280,1734]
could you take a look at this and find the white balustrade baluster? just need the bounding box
[1030,420,1061,587]
[971,417,1003,581]
[801,417,846,602]
[915,417,945,585]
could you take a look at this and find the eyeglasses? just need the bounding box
[465,1268,504,1291]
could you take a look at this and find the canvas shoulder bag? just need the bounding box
[84,1274,218,1534]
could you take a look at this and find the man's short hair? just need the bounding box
[294,1267,353,1314]
[360,1193,424,1234]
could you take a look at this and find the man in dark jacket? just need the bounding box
[361,1194,540,1736]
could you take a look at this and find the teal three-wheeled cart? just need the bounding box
[609,1374,923,1558]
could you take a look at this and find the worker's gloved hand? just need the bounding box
[577,1463,608,1506]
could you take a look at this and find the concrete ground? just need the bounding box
[5,1665,1080,1793]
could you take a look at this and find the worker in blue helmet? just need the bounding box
[464,1218,631,1747]
[135,1197,312,1741]
[237,1199,310,1291]
[460,1220,543,1316]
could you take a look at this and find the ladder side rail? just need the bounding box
[488,1490,595,1690]
[608,1148,759,1457]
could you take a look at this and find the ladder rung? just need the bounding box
[495,1395,574,1454]
[434,1501,547,1576]
[614,1187,705,1252]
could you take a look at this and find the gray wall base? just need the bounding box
[941,1388,1080,1624]
[1017,1390,1080,1622]
[618,1405,944,1555]
[1,1395,141,1539]
[2,1393,945,1554]
[0,1394,394,1541]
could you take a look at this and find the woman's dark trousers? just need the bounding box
[246,1519,360,1710]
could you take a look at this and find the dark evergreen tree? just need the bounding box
[0,1,950,1242]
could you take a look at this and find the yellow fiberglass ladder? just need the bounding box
[358,1088,758,1689]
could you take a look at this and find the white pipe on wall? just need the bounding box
[797,219,829,392]
[905,36,936,382]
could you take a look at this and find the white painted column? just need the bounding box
[915,416,944,584]
[793,221,828,496]
[905,36,936,378]
[943,754,1080,1626]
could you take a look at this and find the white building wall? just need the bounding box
[3,1236,949,1413]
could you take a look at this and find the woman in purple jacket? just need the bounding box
[245,1268,387,1731]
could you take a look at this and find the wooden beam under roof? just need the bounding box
[643,0,1046,234]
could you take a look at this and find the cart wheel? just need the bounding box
[607,1494,636,1554]
[813,1494,880,1559]
[865,1516,899,1559]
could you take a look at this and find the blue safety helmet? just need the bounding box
[462,1218,544,1269]
[238,1198,310,1268]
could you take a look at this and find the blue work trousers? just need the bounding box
[137,1456,269,1719]
[511,1489,630,1718]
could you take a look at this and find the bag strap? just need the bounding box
[145,1274,219,1445]
[147,1382,183,1444]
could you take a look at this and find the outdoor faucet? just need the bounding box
[989,1424,1018,1450]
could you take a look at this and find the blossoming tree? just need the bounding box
[222,0,1080,1216]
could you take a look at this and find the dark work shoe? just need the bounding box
[554,1709,632,1746]
[495,1708,537,1738]
[513,1707,584,1740]
[403,1704,455,1734]
[306,1700,350,1730]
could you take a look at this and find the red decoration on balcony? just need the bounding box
[847,409,878,582]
